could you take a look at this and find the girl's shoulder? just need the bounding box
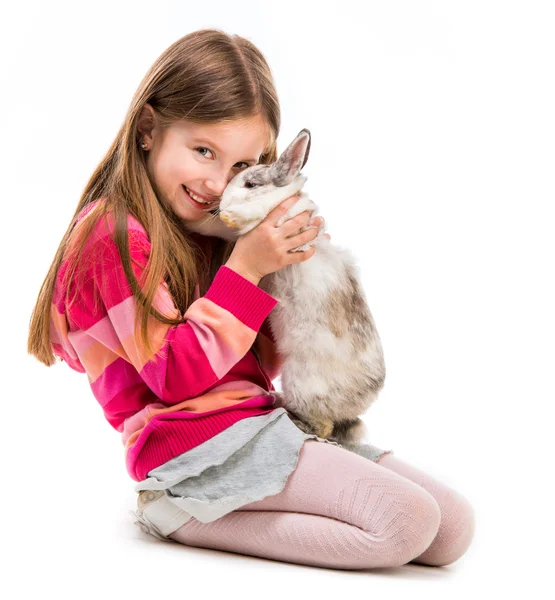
[74,198,215,262]
[74,198,150,246]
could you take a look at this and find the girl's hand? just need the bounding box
[226,195,328,282]
[281,209,329,242]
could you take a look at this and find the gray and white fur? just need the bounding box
[182,129,386,444]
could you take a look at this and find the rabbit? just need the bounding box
[182,128,386,445]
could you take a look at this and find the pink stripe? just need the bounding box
[185,299,247,379]
[90,357,147,409]
[73,315,121,354]
[139,325,217,402]
[101,382,158,432]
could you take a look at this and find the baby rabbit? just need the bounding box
[183,129,386,445]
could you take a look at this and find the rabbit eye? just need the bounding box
[244,181,259,189]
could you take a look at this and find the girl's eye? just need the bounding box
[195,147,213,159]
[195,147,249,169]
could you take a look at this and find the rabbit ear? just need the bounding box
[271,128,311,186]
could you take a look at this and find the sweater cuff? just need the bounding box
[204,265,278,331]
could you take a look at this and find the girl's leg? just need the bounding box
[375,452,476,566]
[167,440,442,570]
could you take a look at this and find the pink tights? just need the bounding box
[168,440,476,570]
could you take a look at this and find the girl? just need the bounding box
[27,29,475,570]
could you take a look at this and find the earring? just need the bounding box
[141,140,148,150]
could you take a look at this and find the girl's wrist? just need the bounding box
[224,260,261,286]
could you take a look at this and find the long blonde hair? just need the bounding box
[28,29,281,366]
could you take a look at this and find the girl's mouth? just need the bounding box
[182,185,214,210]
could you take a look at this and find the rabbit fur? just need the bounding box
[182,128,386,444]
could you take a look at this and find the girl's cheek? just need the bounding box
[169,161,190,180]
[176,156,197,178]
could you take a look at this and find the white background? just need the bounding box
[3,0,554,597]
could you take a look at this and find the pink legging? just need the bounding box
[167,440,476,570]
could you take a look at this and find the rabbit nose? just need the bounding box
[220,212,239,228]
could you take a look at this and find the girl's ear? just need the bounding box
[137,103,157,142]
[271,128,311,186]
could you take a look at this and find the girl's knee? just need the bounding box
[408,485,443,553]
[355,482,442,569]
[414,491,476,567]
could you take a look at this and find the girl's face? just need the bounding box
[142,109,270,223]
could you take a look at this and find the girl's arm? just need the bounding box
[68,223,279,410]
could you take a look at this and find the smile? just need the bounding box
[183,185,212,205]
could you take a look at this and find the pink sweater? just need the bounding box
[50,199,284,481]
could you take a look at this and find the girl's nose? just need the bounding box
[204,175,234,197]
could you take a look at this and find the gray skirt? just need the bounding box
[134,407,393,524]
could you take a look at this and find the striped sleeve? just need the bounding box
[70,219,278,406]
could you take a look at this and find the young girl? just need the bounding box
[27,29,475,571]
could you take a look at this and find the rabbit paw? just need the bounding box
[331,418,368,445]
[316,418,335,440]
[288,413,336,440]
